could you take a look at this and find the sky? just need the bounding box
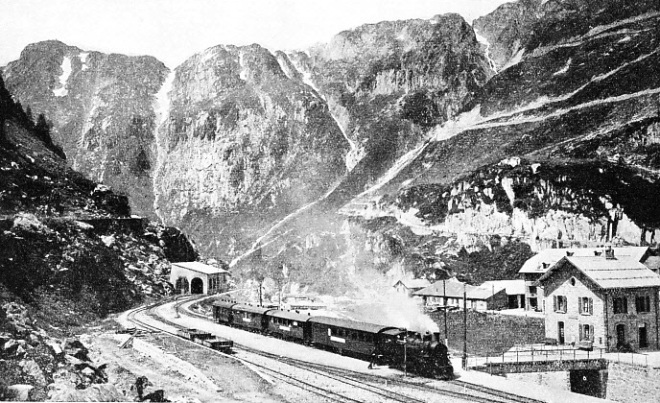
[0,0,511,69]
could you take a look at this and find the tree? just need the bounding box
[34,113,51,144]
[25,106,34,128]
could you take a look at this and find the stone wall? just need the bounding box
[506,371,570,391]
[430,311,545,355]
[606,362,660,403]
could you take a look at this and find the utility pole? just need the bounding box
[463,283,467,370]
[443,279,448,347]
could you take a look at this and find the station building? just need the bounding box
[170,261,229,295]
[537,248,660,352]
[519,247,650,312]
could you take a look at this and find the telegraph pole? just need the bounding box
[463,283,467,369]
[443,279,448,347]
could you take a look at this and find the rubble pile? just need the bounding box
[0,301,120,401]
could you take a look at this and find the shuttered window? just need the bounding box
[635,295,651,313]
[580,324,595,341]
[554,295,567,313]
[579,297,593,315]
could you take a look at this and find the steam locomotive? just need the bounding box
[212,300,453,378]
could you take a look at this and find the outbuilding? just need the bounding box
[170,261,229,295]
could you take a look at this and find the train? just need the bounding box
[176,328,234,352]
[211,300,453,379]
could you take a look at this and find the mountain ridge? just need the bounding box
[3,0,659,288]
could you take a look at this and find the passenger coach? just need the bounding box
[308,316,398,358]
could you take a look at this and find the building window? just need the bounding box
[636,295,651,313]
[553,295,567,313]
[529,286,537,295]
[613,297,628,314]
[580,324,594,341]
[579,297,593,315]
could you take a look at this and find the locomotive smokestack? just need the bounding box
[433,332,440,343]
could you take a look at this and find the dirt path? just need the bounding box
[84,330,286,402]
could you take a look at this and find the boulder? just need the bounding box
[6,384,34,401]
[19,359,46,384]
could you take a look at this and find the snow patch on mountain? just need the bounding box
[53,56,72,97]
[286,53,363,171]
[552,58,571,76]
[79,52,89,71]
[153,70,175,223]
[475,30,498,73]
[238,51,248,81]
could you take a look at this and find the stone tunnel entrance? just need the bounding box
[190,277,204,294]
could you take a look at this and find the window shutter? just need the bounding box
[578,297,582,314]
[590,325,594,341]
[563,296,567,312]
[579,324,583,340]
[624,297,628,313]
[589,298,593,315]
[553,295,557,312]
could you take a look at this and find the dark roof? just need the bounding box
[538,256,660,289]
[212,300,238,309]
[414,279,499,300]
[381,328,406,337]
[394,279,431,289]
[268,310,312,322]
[232,304,274,315]
[308,316,398,334]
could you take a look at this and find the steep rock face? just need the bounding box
[281,14,493,179]
[473,0,543,70]
[154,44,349,254]
[344,0,660,268]
[3,40,168,218]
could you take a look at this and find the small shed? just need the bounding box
[170,262,229,295]
[482,280,527,309]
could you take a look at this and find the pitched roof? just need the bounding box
[519,247,648,274]
[538,255,660,289]
[394,278,431,289]
[414,279,499,300]
[172,261,229,275]
[482,280,526,295]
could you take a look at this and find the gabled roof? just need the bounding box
[172,261,229,275]
[538,255,660,289]
[394,278,431,289]
[482,280,526,295]
[519,247,648,274]
[414,279,501,300]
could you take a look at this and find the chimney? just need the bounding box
[605,247,615,260]
[542,262,550,269]
[594,250,602,256]
[566,251,574,256]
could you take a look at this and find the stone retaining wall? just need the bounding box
[606,362,660,402]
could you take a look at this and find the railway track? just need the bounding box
[175,300,544,403]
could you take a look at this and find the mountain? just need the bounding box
[3,0,660,291]
[2,40,168,218]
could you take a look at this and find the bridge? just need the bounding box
[466,346,649,375]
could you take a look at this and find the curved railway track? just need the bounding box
[125,298,545,403]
